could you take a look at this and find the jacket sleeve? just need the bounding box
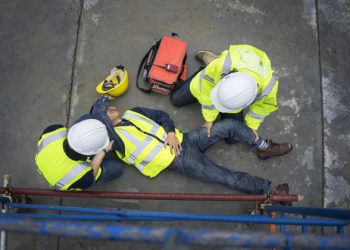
[245,80,278,130]
[91,95,110,114]
[39,124,65,141]
[67,170,94,190]
[131,107,175,133]
[197,52,228,122]
[90,95,125,152]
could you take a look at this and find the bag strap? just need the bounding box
[136,40,161,93]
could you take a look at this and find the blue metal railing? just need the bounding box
[3,203,349,227]
[0,202,349,249]
[266,205,350,235]
[0,217,349,249]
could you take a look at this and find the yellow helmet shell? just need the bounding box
[96,67,129,97]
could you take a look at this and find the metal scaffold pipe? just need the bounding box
[0,187,302,202]
[0,218,349,249]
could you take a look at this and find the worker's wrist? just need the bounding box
[102,149,108,154]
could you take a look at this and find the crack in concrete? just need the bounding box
[66,0,83,127]
[315,0,326,208]
[59,1,83,249]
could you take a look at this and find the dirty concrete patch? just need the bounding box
[324,172,350,207]
[318,0,350,208]
[322,72,348,124]
[227,0,265,15]
[83,0,98,10]
[303,0,317,35]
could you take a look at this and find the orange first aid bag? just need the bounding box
[137,33,187,95]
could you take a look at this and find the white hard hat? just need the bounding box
[210,72,258,113]
[67,119,109,155]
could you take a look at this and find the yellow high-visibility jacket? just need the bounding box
[35,127,100,190]
[114,110,183,178]
[190,44,278,130]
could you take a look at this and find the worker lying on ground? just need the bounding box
[35,119,126,191]
[90,95,291,203]
[171,44,292,159]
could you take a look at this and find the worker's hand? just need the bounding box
[105,94,114,101]
[164,132,182,156]
[252,129,259,141]
[105,140,114,153]
[201,121,214,137]
[91,140,114,178]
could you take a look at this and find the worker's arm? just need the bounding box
[198,50,228,134]
[90,95,111,113]
[245,80,278,130]
[131,107,182,155]
[89,95,124,152]
[199,95,219,137]
[130,107,175,133]
[67,141,114,191]
[90,141,114,177]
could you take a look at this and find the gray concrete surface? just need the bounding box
[0,0,349,249]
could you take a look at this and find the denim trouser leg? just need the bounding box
[170,120,272,194]
[220,112,244,144]
[95,158,126,184]
[170,69,201,106]
[187,119,257,152]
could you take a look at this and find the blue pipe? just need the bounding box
[337,226,344,235]
[4,203,349,226]
[0,217,349,249]
[5,203,117,215]
[266,205,350,220]
[7,203,350,227]
[280,212,285,233]
[0,211,347,227]
[301,215,308,233]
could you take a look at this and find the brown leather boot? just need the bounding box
[194,50,218,66]
[271,183,292,206]
[257,139,293,160]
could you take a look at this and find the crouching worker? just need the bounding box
[171,44,293,159]
[35,119,125,191]
[93,95,290,198]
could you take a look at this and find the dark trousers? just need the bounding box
[95,158,126,184]
[171,69,200,106]
[169,119,272,194]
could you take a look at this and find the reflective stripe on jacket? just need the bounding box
[35,127,93,190]
[114,110,183,178]
[190,44,278,130]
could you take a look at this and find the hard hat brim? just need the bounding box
[96,69,129,97]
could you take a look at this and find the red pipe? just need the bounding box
[0,187,301,202]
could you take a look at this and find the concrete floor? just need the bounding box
[0,0,349,249]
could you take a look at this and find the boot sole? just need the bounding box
[194,50,218,61]
[258,144,293,160]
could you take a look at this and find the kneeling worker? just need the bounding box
[35,119,125,191]
[171,44,293,159]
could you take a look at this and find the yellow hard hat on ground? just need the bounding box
[96,65,129,97]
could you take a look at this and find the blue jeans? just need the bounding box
[95,158,126,184]
[170,119,273,194]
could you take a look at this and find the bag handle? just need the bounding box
[136,40,161,93]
